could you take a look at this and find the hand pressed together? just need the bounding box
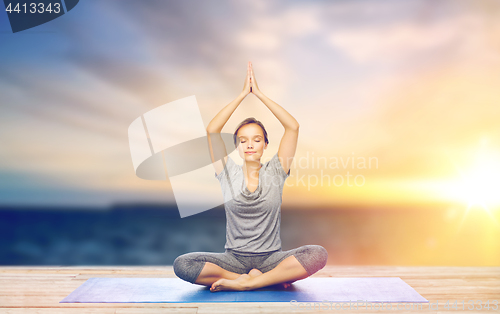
[241,61,261,97]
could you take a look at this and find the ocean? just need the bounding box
[0,204,498,266]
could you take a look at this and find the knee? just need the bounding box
[312,245,328,268]
[173,254,187,279]
[303,245,328,273]
[173,253,199,283]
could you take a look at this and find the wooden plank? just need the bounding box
[0,307,198,313]
[0,266,498,313]
[0,309,116,313]
[116,309,198,314]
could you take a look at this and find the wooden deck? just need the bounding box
[0,266,498,313]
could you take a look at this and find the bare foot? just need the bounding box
[248,268,291,289]
[248,268,262,277]
[248,268,292,289]
[210,276,250,292]
[235,273,252,283]
[210,269,292,292]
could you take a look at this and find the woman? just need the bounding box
[173,61,328,292]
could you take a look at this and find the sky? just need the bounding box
[1,0,500,212]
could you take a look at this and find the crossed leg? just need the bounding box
[196,262,293,290]
[210,255,309,292]
[194,262,242,286]
[177,245,327,291]
[239,268,292,289]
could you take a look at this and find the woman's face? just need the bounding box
[236,123,267,162]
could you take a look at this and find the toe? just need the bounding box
[210,281,218,292]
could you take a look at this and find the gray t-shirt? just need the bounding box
[215,152,291,253]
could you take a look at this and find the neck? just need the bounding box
[243,159,262,174]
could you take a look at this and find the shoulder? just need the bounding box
[264,152,290,178]
[215,155,240,181]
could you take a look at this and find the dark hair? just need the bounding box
[233,117,269,147]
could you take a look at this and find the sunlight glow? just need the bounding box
[445,139,500,214]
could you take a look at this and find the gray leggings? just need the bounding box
[173,245,328,284]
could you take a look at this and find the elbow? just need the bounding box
[206,127,221,134]
[288,124,299,131]
[206,124,215,133]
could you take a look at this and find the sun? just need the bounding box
[446,139,500,215]
[455,160,500,210]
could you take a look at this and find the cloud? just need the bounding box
[236,4,322,50]
[1,0,499,207]
[325,1,500,64]
[327,19,459,63]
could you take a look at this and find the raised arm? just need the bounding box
[206,63,252,176]
[249,62,299,175]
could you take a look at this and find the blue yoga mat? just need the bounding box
[60,277,428,303]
